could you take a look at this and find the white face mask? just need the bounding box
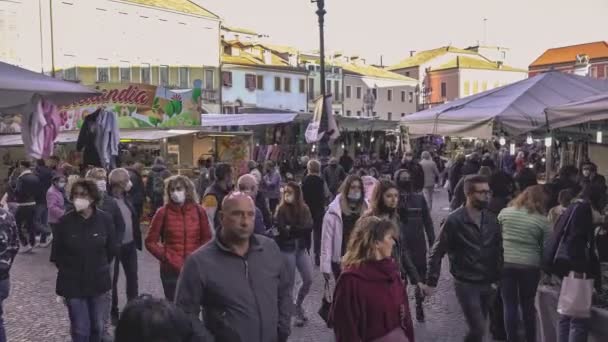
[347,191,362,201]
[73,198,91,212]
[96,180,107,192]
[284,194,294,204]
[171,190,186,204]
[57,182,66,189]
[125,181,133,192]
[583,170,591,178]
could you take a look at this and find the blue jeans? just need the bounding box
[66,294,106,342]
[501,266,541,342]
[558,315,589,342]
[0,278,9,342]
[454,280,495,342]
[282,247,314,307]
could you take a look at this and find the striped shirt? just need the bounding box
[498,206,551,267]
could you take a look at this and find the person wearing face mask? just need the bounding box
[52,179,118,342]
[46,173,67,252]
[202,163,233,234]
[580,162,606,191]
[261,160,282,214]
[86,168,126,340]
[363,180,428,304]
[400,151,424,193]
[427,175,503,342]
[323,158,347,197]
[394,169,435,322]
[321,175,369,281]
[236,174,266,234]
[274,181,313,327]
[146,175,212,301]
[107,168,142,325]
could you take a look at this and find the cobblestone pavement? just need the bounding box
[5,190,500,341]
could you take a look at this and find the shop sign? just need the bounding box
[0,83,204,133]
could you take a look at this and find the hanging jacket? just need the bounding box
[329,258,414,342]
[21,98,47,160]
[41,99,60,158]
[76,109,102,167]
[95,110,120,169]
[145,202,212,273]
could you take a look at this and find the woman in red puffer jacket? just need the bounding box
[145,175,212,300]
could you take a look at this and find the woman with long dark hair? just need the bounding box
[274,181,313,326]
[364,180,427,307]
[330,217,414,342]
[321,175,368,280]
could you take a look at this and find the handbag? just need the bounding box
[318,278,333,328]
[557,271,593,318]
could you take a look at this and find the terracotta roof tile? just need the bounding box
[530,41,608,68]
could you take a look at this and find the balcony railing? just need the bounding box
[201,89,219,103]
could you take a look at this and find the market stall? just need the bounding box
[401,72,608,139]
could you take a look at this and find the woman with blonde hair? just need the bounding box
[498,184,551,342]
[329,216,414,342]
[145,175,212,300]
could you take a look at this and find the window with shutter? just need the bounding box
[245,74,256,91]
[257,75,264,90]
[222,71,232,87]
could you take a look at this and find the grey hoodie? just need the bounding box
[175,234,291,342]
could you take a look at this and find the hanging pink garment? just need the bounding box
[41,99,61,158]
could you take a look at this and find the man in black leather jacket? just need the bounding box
[426,174,503,342]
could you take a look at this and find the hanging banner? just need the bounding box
[0,83,204,133]
[305,94,339,143]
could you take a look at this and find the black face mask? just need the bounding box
[472,198,489,210]
[398,180,412,191]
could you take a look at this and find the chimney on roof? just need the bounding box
[457,56,460,68]
[288,53,298,67]
[263,49,272,65]
[410,50,416,57]
[497,61,503,69]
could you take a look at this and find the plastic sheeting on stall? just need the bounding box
[0,61,99,112]
[544,92,608,129]
[401,72,608,139]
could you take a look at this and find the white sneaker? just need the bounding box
[40,235,53,248]
[20,244,33,253]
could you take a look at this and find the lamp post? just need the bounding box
[311,0,331,158]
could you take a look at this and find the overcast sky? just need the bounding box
[196,0,608,68]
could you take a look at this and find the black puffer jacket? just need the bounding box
[427,207,503,286]
[53,208,118,298]
[397,191,435,272]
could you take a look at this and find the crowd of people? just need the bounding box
[0,145,605,342]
